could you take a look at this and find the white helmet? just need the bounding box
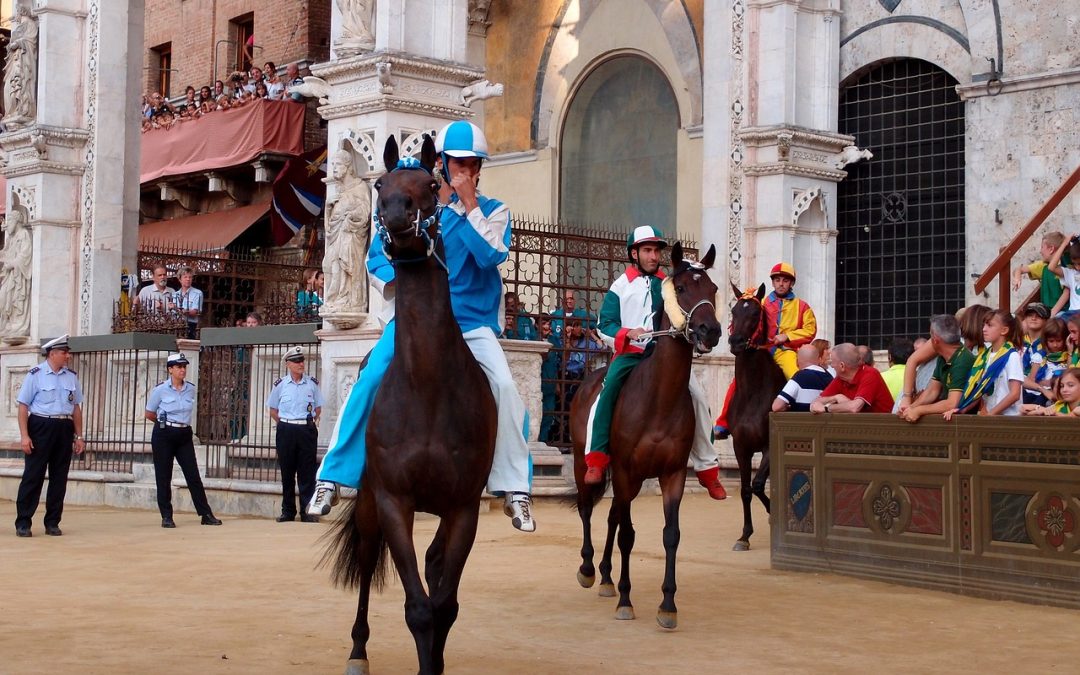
[435,120,489,159]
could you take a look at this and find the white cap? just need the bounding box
[282,346,306,363]
[41,334,70,355]
[166,353,190,367]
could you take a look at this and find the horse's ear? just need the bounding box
[383,135,400,172]
[671,241,683,268]
[701,244,716,270]
[419,134,437,174]
[756,283,767,300]
[730,282,743,300]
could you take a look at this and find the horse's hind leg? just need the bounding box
[751,449,772,514]
[425,523,448,596]
[428,508,480,675]
[378,498,436,675]
[597,500,619,598]
[656,470,685,629]
[347,489,383,673]
[613,496,637,621]
[576,482,597,588]
[734,445,754,551]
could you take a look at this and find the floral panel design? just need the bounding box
[1034,495,1076,550]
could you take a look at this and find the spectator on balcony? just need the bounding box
[812,338,834,376]
[244,66,265,96]
[880,337,914,403]
[538,315,561,444]
[146,91,174,118]
[1013,231,1066,310]
[773,344,832,412]
[551,289,593,341]
[145,353,223,529]
[1023,317,1068,406]
[809,342,894,414]
[284,62,305,102]
[245,312,263,327]
[178,85,197,114]
[173,267,202,339]
[253,81,270,100]
[899,315,974,422]
[563,317,605,381]
[1024,368,1080,416]
[1048,234,1080,321]
[944,309,1024,419]
[502,292,538,340]
[296,268,324,321]
[264,61,284,100]
[137,266,173,314]
[215,94,232,111]
[213,79,226,99]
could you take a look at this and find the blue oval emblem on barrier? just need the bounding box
[789,471,811,521]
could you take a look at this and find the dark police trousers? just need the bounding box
[276,422,318,517]
[16,416,75,530]
[151,425,213,519]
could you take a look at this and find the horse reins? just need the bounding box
[374,159,448,272]
[730,290,769,350]
[638,298,716,346]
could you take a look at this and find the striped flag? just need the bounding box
[270,146,327,246]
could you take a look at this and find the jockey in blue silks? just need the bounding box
[307,120,536,532]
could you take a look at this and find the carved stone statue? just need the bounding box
[334,0,376,57]
[461,79,504,107]
[322,150,371,328]
[3,3,39,130]
[0,208,32,345]
[834,145,874,170]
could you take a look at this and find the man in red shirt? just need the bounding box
[809,343,894,414]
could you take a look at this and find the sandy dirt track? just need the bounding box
[2,495,1076,674]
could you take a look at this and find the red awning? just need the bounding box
[138,201,272,251]
[140,99,305,184]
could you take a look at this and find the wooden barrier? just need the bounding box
[770,414,1080,608]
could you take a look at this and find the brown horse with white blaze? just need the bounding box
[324,134,497,675]
[569,242,721,629]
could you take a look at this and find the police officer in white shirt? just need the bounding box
[145,353,222,528]
[266,346,324,522]
[14,335,85,537]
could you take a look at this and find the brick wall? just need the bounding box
[143,0,331,97]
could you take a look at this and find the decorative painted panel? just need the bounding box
[832,481,868,528]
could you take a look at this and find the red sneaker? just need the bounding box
[696,466,728,500]
[583,452,610,485]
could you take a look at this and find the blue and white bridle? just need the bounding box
[373,157,447,271]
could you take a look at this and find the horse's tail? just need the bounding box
[318,489,391,592]
[564,471,609,511]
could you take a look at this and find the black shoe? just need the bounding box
[300,515,320,523]
[201,515,223,526]
[45,525,62,536]
[15,526,31,537]
[276,513,296,522]
[161,517,176,529]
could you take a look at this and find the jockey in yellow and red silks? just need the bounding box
[713,262,817,439]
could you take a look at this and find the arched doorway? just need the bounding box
[559,55,679,231]
[835,58,966,348]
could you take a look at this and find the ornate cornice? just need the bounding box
[743,163,848,181]
[0,124,91,152]
[318,97,475,121]
[738,125,854,152]
[310,51,484,86]
[2,160,86,178]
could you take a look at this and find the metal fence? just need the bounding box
[113,243,315,335]
[503,217,698,450]
[195,324,321,481]
[68,333,178,474]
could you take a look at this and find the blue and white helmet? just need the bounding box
[435,120,489,159]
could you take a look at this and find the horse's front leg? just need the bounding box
[752,448,772,514]
[428,506,480,675]
[614,494,637,621]
[656,469,685,629]
[377,497,436,675]
[597,498,619,598]
[347,489,382,675]
[576,486,597,588]
[734,443,754,551]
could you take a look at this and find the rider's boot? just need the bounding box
[504,492,537,532]
[695,466,728,500]
[307,481,340,516]
[583,451,610,485]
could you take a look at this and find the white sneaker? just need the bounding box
[503,492,536,533]
[307,481,339,516]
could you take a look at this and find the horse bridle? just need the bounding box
[639,295,717,346]
[729,290,769,350]
[373,160,447,271]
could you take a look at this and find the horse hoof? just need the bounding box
[344,658,370,675]
[615,606,636,621]
[598,583,616,598]
[656,610,678,630]
[577,570,596,588]
[732,540,750,552]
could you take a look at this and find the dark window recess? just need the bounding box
[153,43,172,97]
[835,58,966,349]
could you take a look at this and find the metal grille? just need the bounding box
[197,340,321,481]
[504,217,697,449]
[836,58,966,348]
[69,348,172,474]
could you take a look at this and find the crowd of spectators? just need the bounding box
[141,61,307,132]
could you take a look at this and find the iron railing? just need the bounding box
[504,217,698,450]
[195,324,321,481]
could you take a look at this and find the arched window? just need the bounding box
[559,56,678,231]
[836,58,966,348]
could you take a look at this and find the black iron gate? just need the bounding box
[836,58,966,348]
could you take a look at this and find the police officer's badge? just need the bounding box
[68,391,74,402]
[307,402,313,413]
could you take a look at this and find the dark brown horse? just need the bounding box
[726,283,785,550]
[569,243,721,629]
[325,135,497,675]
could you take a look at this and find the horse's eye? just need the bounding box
[675,285,685,294]
[374,180,382,191]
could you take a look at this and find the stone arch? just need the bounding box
[400,128,437,159]
[957,0,1003,76]
[840,21,972,85]
[532,0,701,148]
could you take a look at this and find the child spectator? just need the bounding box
[1023,368,1080,416]
[773,344,832,412]
[957,304,993,356]
[880,337,913,403]
[1068,314,1080,365]
[1023,317,1068,405]
[179,85,197,114]
[946,309,1023,418]
[1013,231,1066,309]
[254,81,270,99]
[812,338,834,376]
[1019,303,1050,403]
[1048,234,1080,320]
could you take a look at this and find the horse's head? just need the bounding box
[662,242,722,354]
[727,282,768,354]
[374,134,440,259]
